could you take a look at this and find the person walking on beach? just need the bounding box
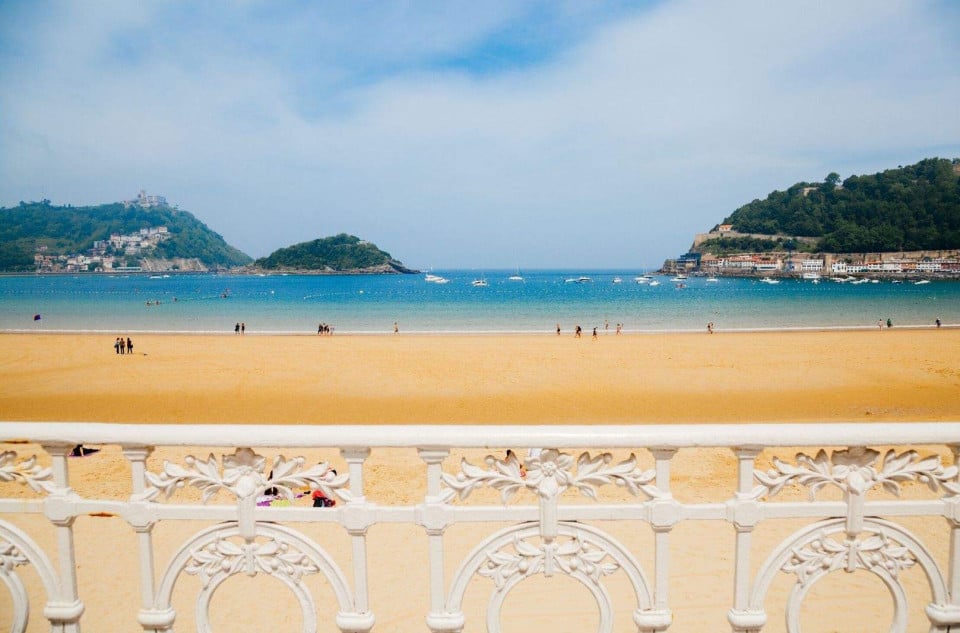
[592,326,598,340]
[886,318,893,329]
[556,323,561,336]
[235,322,240,335]
[707,322,714,334]
[126,337,133,354]
[616,323,622,335]
[936,317,941,328]
[114,337,120,354]
[877,319,883,330]
[575,325,582,338]
[120,337,126,354]
[241,322,245,335]
[393,321,399,334]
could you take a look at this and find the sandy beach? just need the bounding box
[3,329,959,425]
[1,329,959,631]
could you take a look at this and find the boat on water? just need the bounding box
[648,280,660,287]
[635,275,652,284]
[471,277,489,287]
[759,277,780,284]
[706,276,719,282]
[670,274,688,282]
[425,273,449,284]
[565,276,592,284]
[802,273,821,281]
[914,279,931,285]
[612,277,623,284]
[508,268,524,282]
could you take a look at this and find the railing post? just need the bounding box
[418,448,463,633]
[634,448,676,632]
[727,447,766,633]
[928,444,960,630]
[40,443,85,633]
[123,446,174,632]
[336,447,376,633]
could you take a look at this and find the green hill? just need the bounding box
[0,200,251,271]
[702,158,960,254]
[255,233,415,273]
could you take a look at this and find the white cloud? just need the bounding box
[1,0,958,267]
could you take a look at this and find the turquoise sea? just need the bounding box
[0,271,956,334]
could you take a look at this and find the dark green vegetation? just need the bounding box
[255,233,414,273]
[711,158,960,254]
[697,235,818,256]
[0,201,252,271]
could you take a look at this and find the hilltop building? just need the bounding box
[123,190,168,208]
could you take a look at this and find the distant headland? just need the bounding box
[0,193,416,275]
[662,157,960,279]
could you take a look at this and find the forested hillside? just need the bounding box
[255,233,414,272]
[0,201,251,271]
[722,158,960,253]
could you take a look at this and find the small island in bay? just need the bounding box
[252,233,417,274]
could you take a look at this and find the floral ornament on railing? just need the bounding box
[754,447,960,499]
[0,451,54,494]
[185,535,319,587]
[0,540,29,574]
[441,449,659,503]
[143,447,350,503]
[479,534,620,589]
[783,530,916,586]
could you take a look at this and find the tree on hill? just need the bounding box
[721,158,960,253]
[255,233,413,272]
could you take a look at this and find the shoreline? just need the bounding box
[3,323,956,336]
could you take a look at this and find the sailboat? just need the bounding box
[508,268,524,282]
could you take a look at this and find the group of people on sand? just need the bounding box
[113,336,134,354]
[234,322,246,335]
[561,322,623,338]
[317,322,334,335]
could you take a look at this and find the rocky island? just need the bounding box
[252,233,417,274]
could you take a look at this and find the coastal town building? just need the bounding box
[34,225,170,272]
[682,246,960,279]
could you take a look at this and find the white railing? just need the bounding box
[1,422,959,632]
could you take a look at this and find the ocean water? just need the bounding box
[0,270,956,334]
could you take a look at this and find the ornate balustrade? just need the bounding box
[1,422,959,632]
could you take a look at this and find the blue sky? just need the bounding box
[1,1,958,268]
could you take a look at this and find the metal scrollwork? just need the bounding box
[0,451,54,494]
[479,533,620,589]
[185,534,320,587]
[783,529,917,586]
[142,447,350,503]
[441,449,659,503]
[754,447,960,499]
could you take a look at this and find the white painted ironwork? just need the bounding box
[0,422,957,632]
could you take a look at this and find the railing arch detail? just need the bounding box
[444,521,658,633]
[2,422,960,632]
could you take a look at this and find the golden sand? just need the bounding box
[2,329,958,424]
[1,330,958,632]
